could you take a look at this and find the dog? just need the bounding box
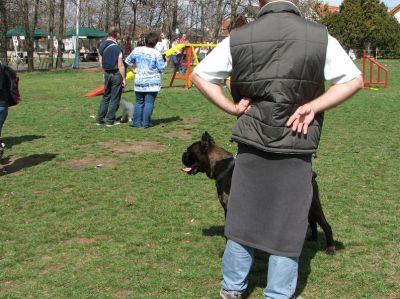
[120,99,133,123]
[182,132,336,255]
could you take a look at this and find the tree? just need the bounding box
[56,0,64,69]
[48,0,55,69]
[0,0,8,64]
[319,0,400,57]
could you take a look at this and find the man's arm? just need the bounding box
[286,75,364,134]
[118,54,126,87]
[190,72,251,116]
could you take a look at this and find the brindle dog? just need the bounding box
[182,132,336,255]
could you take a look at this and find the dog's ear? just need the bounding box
[200,131,214,153]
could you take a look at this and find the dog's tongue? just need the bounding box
[182,167,192,173]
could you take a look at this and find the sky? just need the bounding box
[322,0,399,10]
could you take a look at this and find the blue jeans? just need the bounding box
[0,106,8,137]
[96,71,123,125]
[171,54,179,71]
[222,240,299,299]
[132,92,158,128]
[171,54,186,73]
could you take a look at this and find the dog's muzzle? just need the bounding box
[181,151,200,175]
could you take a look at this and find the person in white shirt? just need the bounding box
[190,1,363,298]
[155,32,170,61]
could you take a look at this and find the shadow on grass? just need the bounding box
[152,116,182,126]
[2,135,46,149]
[202,226,345,298]
[0,153,57,176]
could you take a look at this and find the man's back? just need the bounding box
[99,39,122,71]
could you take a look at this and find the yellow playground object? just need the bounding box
[165,43,217,89]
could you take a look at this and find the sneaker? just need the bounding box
[220,289,242,299]
[96,122,103,125]
[106,122,121,127]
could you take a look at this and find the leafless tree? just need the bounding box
[56,0,64,69]
[0,0,8,64]
[48,0,55,68]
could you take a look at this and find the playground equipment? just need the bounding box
[85,71,135,97]
[362,51,388,89]
[166,43,216,89]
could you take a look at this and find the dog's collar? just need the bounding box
[215,156,235,182]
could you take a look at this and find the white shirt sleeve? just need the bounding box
[324,34,361,85]
[193,37,232,84]
[194,34,361,86]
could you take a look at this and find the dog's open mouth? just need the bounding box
[182,164,200,175]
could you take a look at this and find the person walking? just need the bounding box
[190,1,363,298]
[96,26,125,127]
[0,63,20,158]
[125,32,166,128]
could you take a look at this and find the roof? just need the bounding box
[327,5,339,13]
[7,27,48,38]
[389,4,400,16]
[64,27,108,39]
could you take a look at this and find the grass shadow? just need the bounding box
[152,116,182,127]
[0,153,57,176]
[2,135,46,149]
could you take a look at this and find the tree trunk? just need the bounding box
[0,0,8,64]
[171,0,178,37]
[56,0,65,69]
[48,0,55,69]
[105,0,110,30]
[113,0,120,31]
[129,1,137,40]
[22,0,34,72]
[212,0,226,40]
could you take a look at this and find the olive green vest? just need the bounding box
[230,1,327,154]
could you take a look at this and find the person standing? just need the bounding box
[96,26,125,127]
[177,33,189,73]
[0,64,20,158]
[155,32,170,61]
[190,1,363,298]
[124,37,132,57]
[125,32,166,128]
[170,37,180,71]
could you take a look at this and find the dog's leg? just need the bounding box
[308,217,318,241]
[311,177,336,255]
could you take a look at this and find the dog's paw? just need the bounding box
[325,246,336,255]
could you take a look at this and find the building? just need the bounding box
[389,4,400,23]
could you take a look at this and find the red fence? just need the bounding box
[362,51,388,88]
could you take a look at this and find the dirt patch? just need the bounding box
[62,237,95,245]
[164,129,192,140]
[115,289,132,298]
[81,67,102,73]
[0,281,25,295]
[100,140,166,155]
[67,157,119,170]
[181,117,199,128]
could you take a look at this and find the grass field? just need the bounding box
[0,60,399,299]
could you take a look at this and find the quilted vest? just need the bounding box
[230,1,328,154]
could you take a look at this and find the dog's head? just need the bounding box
[182,132,216,176]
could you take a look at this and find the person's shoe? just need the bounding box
[96,122,103,125]
[220,288,242,299]
[106,122,120,127]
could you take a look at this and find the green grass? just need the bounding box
[0,61,399,298]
